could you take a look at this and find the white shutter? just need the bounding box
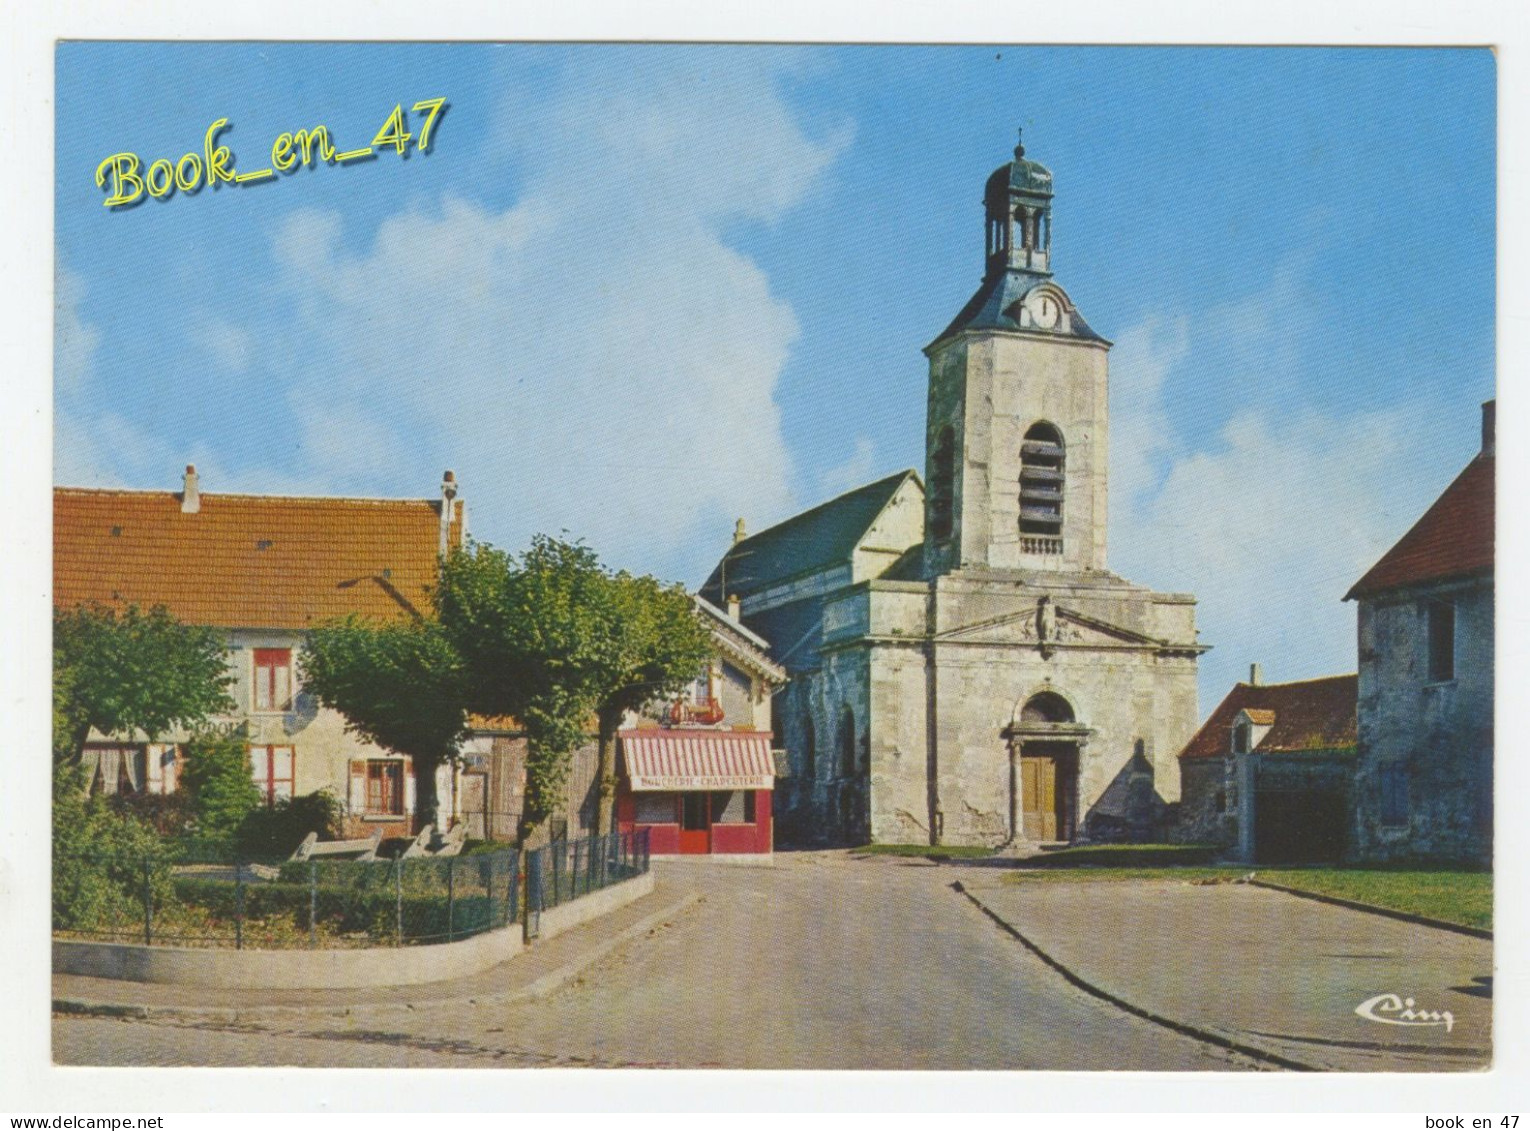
[349,760,367,815]
[403,758,416,819]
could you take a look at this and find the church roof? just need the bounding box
[54,485,462,629]
[928,269,1107,350]
[701,470,919,602]
[1346,453,1494,600]
[1179,674,1357,761]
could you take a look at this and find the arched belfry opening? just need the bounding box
[1020,422,1065,550]
[1005,690,1091,844]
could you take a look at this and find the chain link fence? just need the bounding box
[55,829,649,950]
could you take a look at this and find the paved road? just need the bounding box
[55,853,1257,1070]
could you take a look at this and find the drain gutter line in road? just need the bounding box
[950,880,1322,1073]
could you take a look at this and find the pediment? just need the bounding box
[937,602,1164,650]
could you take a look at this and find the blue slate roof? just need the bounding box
[700,470,919,602]
[928,270,1107,351]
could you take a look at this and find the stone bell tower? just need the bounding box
[922,130,1111,579]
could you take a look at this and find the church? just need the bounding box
[702,135,1207,848]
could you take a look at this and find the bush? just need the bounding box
[236,790,346,862]
[179,728,261,843]
[53,762,175,932]
[110,790,198,839]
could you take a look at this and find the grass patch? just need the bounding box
[1001,863,1492,931]
[857,843,994,859]
[1015,844,1225,868]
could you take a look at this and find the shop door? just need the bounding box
[678,792,710,854]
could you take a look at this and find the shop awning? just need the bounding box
[620,729,776,792]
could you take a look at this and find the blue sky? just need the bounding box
[56,44,1495,705]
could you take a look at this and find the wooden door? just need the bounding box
[1020,755,1058,841]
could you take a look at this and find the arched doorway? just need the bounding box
[1007,691,1090,843]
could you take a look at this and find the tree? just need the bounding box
[436,537,613,839]
[178,726,263,845]
[437,536,713,838]
[299,615,470,831]
[589,573,712,834]
[53,603,235,770]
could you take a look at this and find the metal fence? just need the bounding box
[54,829,648,950]
[525,829,650,939]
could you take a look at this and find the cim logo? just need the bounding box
[1354,992,1455,1033]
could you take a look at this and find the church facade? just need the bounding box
[704,137,1206,848]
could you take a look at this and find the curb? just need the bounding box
[1245,880,1492,940]
[950,881,1322,1072]
[53,891,700,1024]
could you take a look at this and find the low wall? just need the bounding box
[535,869,654,941]
[56,870,658,989]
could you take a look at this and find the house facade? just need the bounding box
[1176,669,1357,863]
[1346,402,1495,865]
[704,137,1206,849]
[54,466,465,838]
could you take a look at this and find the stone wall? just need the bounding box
[1176,757,1237,848]
[1352,577,1493,864]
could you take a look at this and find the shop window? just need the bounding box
[1427,601,1456,683]
[711,790,757,824]
[635,794,677,824]
[253,648,294,712]
[1379,762,1409,826]
[250,745,295,805]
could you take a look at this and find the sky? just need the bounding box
[55,43,1496,706]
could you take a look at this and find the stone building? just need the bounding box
[1345,402,1494,865]
[704,136,1206,848]
[1176,668,1357,863]
[54,466,465,839]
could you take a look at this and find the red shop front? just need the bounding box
[615,729,774,859]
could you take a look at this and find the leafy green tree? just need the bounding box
[53,603,235,769]
[438,536,713,838]
[52,759,172,932]
[589,573,712,834]
[178,726,262,845]
[299,616,470,831]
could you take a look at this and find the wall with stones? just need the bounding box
[1352,577,1493,864]
[1176,757,1237,847]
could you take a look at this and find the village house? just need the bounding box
[54,466,465,838]
[1345,401,1495,865]
[1175,668,1357,863]
[704,135,1206,849]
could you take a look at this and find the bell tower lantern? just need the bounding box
[922,131,1112,579]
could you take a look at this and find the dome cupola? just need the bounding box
[984,129,1054,278]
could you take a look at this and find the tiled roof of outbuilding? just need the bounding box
[1346,454,1494,600]
[1178,674,1357,761]
[54,486,462,630]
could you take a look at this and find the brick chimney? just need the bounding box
[1481,399,1495,458]
[181,464,200,514]
[733,517,747,545]
[439,470,458,555]
[1249,662,1263,686]
[727,594,742,622]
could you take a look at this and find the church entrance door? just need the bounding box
[1019,741,1076,842]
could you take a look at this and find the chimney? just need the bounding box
[733,517,747,545]
[181,464,200,514]
[1481,399,1495,458]
[727,594,741,622]
[1249,662,1263,686]
[439,470,458,556]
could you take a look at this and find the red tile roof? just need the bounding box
[1178,674,1357,761]
[1347,455,1494,600]
[54,487,462,630]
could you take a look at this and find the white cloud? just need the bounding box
[54,267,99,395]
[818,437,878,497]
[1109,263,1449,703]
[190,318,254,373]
[253,57,848,578]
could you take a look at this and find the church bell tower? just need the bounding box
[923,132,1112,578]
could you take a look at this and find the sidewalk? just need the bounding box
[952,871,1492,1072]
[53,881,698,1023]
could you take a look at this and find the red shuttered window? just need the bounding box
[253,648,294,712]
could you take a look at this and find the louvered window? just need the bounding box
[1019,422,1065,541]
